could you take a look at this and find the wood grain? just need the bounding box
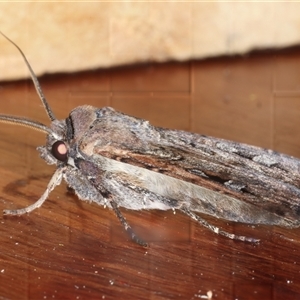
[1,50,300,299]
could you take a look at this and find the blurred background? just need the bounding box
[1,2,300,300]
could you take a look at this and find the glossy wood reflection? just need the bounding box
[1,50,300,299]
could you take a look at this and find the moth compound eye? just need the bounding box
[51,141,68,162]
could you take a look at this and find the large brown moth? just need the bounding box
[1,32,300,247]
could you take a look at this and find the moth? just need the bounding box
[1,32,300,247]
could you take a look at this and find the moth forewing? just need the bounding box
[1,32,300,246]
[78,107,300,229]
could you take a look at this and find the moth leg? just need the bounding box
[3,168,63,216]
[109,198,148,247]
[181,207,260,243]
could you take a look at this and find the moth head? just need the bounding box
[0,31,70,167]
[36,119,72,165]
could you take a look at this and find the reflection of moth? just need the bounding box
[1,32,300,247]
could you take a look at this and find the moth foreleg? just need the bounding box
[3,168,63,216]
[108,198,148,247]
[180,207,260,243]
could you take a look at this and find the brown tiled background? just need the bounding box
[1,48,300,299]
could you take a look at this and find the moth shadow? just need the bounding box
[109,209,192,244]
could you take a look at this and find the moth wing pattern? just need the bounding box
[66,106,300,243]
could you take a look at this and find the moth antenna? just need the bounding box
[0,115,52,134]
[0,31,56,121]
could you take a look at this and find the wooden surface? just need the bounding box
[1,48,300,299]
